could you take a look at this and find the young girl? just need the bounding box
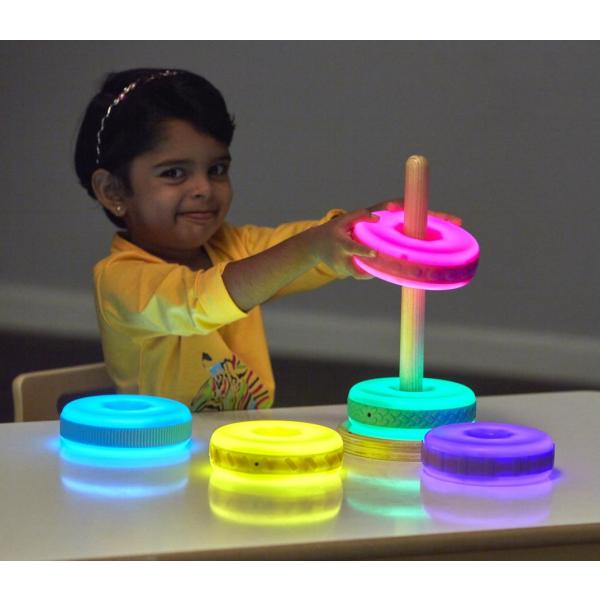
[74,68,449,412]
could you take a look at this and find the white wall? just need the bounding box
[1,41,599,383]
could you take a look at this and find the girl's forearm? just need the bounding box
[222,227,320,312]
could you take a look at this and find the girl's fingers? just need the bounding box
[384,200,403,211]
[429,210,462,226]
[348,257,374,279]
[353,271,374,280]
[367,198,403,213]
[365,201,462,226]
[346,211,379,235]
[348,241,377,258]
[349,208,378,221]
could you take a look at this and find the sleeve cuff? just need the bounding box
[193,260,248,326]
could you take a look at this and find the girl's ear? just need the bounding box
[91,169,127,219]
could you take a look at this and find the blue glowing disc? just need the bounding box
[60,394,192,450]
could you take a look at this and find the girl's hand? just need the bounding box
[366,199,404,213]
[367,197,462,226]
[309,209,379,279]
[308,199,463,281]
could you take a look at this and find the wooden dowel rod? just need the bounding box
[399,155,429,392]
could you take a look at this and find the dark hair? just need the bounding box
[74,68,235,228]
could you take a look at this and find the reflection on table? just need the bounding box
[208,467,343,526]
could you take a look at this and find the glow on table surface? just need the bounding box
[1,391,600,560]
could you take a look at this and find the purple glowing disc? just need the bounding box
[421,422,555,486]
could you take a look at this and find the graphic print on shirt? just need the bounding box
[190,352,270,412]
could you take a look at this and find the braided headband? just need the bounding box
[95,69,179,166]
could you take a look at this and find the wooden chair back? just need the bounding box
[12,362,115,422]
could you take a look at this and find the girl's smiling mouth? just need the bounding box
[178,210,218,223]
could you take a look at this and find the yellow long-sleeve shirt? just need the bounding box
[93,210,344,411]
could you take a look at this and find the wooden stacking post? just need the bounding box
[399,155,429,392]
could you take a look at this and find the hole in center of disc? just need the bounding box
[394,223,443,241]
[253,425,301,438]
[464,427,513,439]
[103,400,153,411]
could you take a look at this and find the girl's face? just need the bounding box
[121,119,233,263]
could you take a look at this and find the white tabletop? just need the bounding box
[1,391,600,560]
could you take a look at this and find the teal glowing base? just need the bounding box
[347,377,476,444]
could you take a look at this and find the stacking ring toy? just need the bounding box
[342,156,481,458]
[352,209,479,290]
[421,422,555,486]
[209,420,343,476]
[347,377,476,441]
[60,394,192,456]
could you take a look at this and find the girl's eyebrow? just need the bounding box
[152,154,232,169]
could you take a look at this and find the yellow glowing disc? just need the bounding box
[209,420,344,476]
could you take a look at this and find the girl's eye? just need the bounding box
[160,167,185,179]
[210,162,230,177]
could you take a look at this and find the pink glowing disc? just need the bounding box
[352,209,480,290]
